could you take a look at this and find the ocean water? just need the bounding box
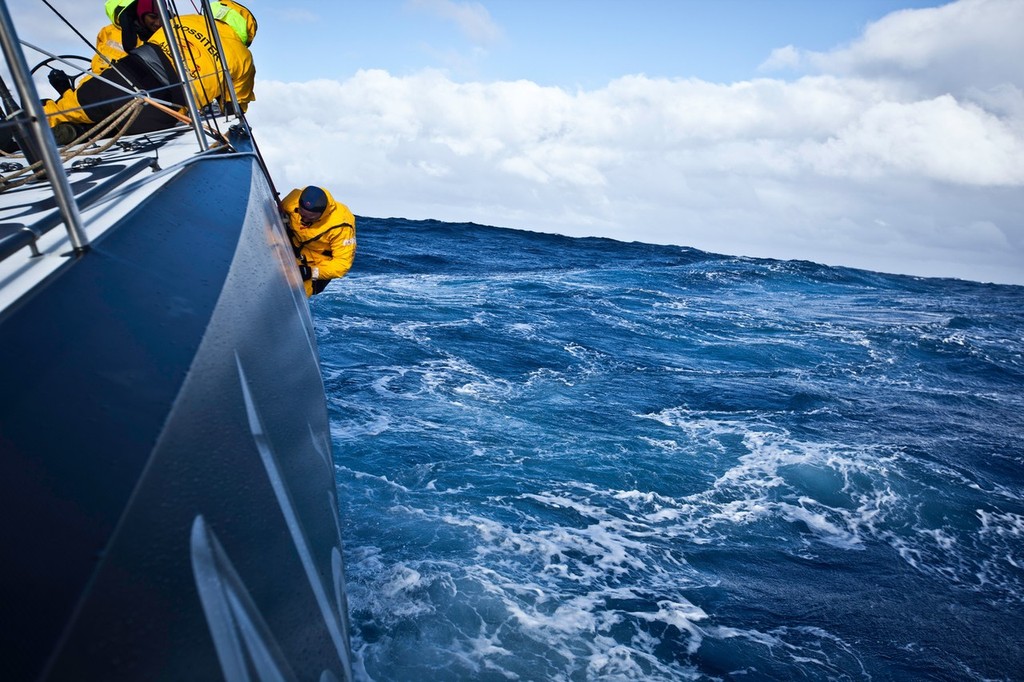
[312,218,1024,681]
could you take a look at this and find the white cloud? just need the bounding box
[802,95,1024,185]
[759,45,802,72]
[406,0,502,46]
[807,0,1024,100]
[248,0,1024,285]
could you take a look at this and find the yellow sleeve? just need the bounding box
[43,90,92,127]
[215,23,255,111]
[313,224,357,281]
[279,189,302,234]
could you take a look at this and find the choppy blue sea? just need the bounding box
[312,218,1024,681]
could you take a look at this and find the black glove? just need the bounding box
[48,69,74,96]
[299,264,312,280]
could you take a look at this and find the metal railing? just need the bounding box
[0,0,88,251]
[0,0,251,267]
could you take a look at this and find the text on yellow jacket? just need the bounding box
[145,13,254,112]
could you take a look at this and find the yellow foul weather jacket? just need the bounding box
[145,14,253,111]
[212,20,255,111]
[281,188,357,297]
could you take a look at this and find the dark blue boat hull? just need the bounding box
[0,149,352,680]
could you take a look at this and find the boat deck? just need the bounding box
[0,121,242,315]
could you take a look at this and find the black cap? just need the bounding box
[299,186,328,213]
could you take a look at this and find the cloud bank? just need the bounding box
[250,0,1024,284]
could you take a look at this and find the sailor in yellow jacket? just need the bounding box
[137,0,255,112]
[280,186,357,297]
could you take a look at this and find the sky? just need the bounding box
[12,0,1024,285]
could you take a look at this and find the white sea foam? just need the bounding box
[778,501,864,549]
[331,413,390,440]
[977,509,1024,539]
[337,466,413,494]
[637,436,685,452]
[425,491,712,671]
[628,411,947,562]
[704,624,868,678]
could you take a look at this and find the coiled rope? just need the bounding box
[0,98,145,190]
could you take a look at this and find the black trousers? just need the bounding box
[76,45,187,134]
